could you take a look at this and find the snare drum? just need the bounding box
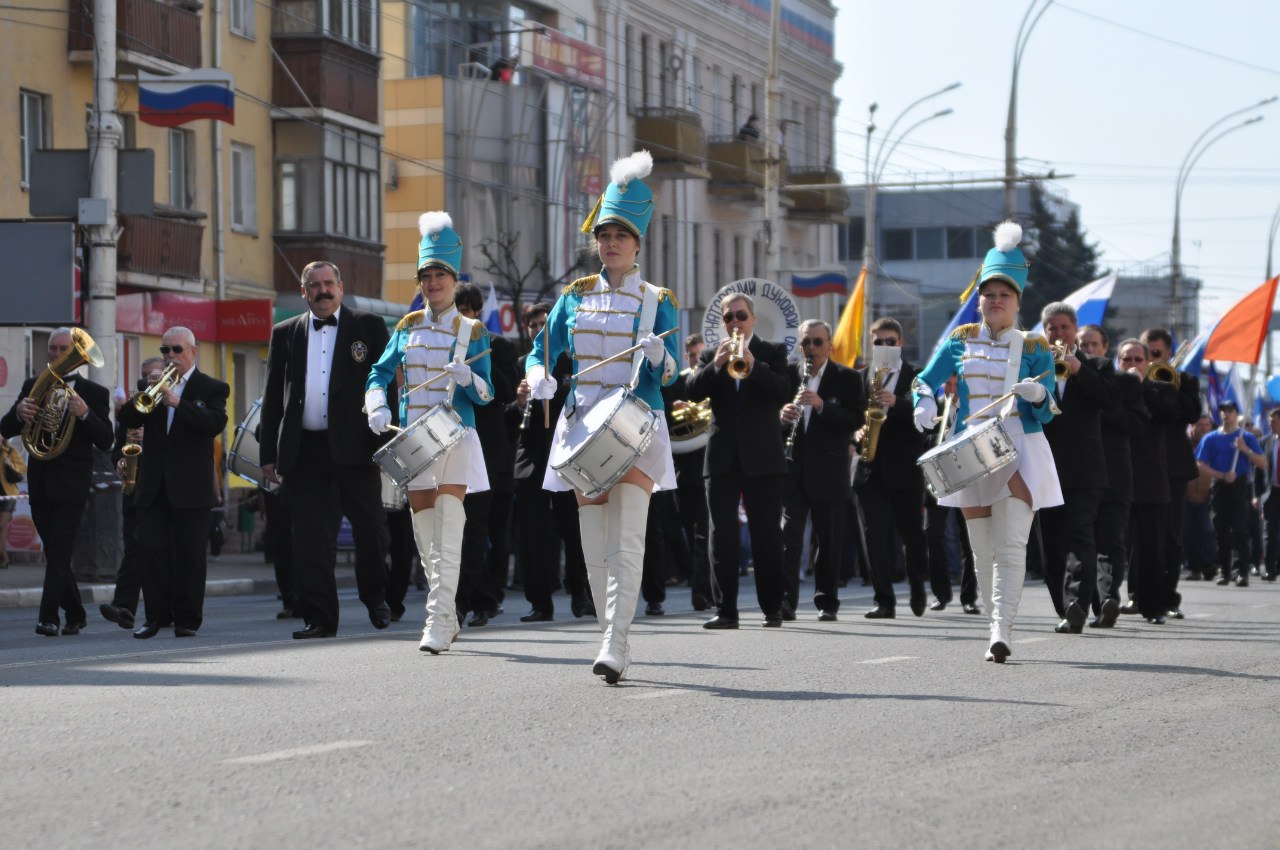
[550,387,659,499]
[227,398,278,493]
[380,473,407,511]
[916,417,1018,499]
[372,403,466,487]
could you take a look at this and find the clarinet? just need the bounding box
[519,385,534,431]
[783,357,812,461]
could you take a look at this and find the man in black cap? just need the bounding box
[1195,399,1266,586]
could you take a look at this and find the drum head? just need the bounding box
[227,399,277,492]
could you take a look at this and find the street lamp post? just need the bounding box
[1265,201,1280,374]
[860,85,959,355]
[1004,0,1054,220]
[1170,97,1275,342]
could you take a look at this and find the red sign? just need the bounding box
[526,29,606,90]
[0,356,7,388]
[116,292,272,343]
[217,300,273,342]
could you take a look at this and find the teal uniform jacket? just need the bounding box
[366,314,493,429]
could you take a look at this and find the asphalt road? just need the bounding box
[1,579,1276,849]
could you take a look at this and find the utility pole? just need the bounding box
[1004,0,1053,220]
[86,0,120,392]
[762,0,782,284]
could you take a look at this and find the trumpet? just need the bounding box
[1052,342,1075,382]
[1147,361,1181,388]
[726,329,751,380]
[133,364,180,414]
[121,443,142,494]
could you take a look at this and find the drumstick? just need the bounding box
[542,320,550,429]
[401,348,492,396]
[570,327,679,380]
[963,368,1053,424]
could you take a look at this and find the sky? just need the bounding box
[830,0,1280,333]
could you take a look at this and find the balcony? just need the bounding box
[707,137,793,206]
[272,37,380,125]
[274,234,384,298]
[68,0,202,72]
[786,167,850,222]
[633,107,709,180]
[118,212,204,280]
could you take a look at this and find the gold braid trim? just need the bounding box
[950,323,979,340]
[394,310,425,333]
[471,321,488,341]
[562,274,599,297]
[1024,334,1051,354]
[658,287,680,309]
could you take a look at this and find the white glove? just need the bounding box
[444,356,473,387]
[912,396,938,433]
[1011,380,1047,404]
[367,406,392,434]
[527,365,557,400]
[640,332,666,367]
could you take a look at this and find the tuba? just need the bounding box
[860,366,890,463]
[121,443,142,494]
[134,364,180,414]
[726,329,751,380]
[21,328,105,461]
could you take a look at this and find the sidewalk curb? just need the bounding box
[0,574,357,609]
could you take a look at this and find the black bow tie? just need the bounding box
[313,315,337,330]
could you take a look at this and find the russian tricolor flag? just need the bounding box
[790,271,847,298]
[1029,272,1117,336]
[138,69,234,128]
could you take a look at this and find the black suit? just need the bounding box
[1096,369,1144,611]
[1160,371,1201,609]
[1,374,113,626]
[663,368,710,602]
[259,308,391,632]
[780,359,864,614]
[688,335,790,620]
[1128,378,1176,618]
[1040,355,1118,619]
[854,361,931,612]
[118,368,229,631]
[109,409,145,615]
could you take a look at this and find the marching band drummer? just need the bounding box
[364,212,494,655]
[911,222,1063,662]
[526,150,681,685]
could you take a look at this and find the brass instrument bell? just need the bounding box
[134,364,181,414]
[726,329,751,380]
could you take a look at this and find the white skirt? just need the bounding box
[407,427,490,494]
[542,407,677,494]
[938,418,1063,511]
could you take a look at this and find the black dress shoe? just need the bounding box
[691,593,710,612]
[61,620,86,635]
[292,624,336,639]
[1088,616,1104,628]
[1054,618,1083,634]
[1235,575,1249,587]
[467,610,490,627]
[1216,577,1231,586]
[520,609,553,622]
[569,598,587,618]
[1098,597,1120,628]
[133,621,163,639]
[35,622,59,637]
[369,603,392,630]
[1147,615,1166,625]
[645,602,665,616]
[100,603,135,630]
[817,610,837,622]
[1167,608,1185,620]
[779,599,797,621]
[275,607,300,620]
[909,596,927,617]
[962,602,982,615]
[702,615,739,630]
[863,606,895,619]
[928,598,947,612]
[761,615,782,628]
[989,641,1011,663]
[174,627,197,637]
[1062,602,1086,633]
[1119,598,1140,613]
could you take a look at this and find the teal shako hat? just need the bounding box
[417,211,463,276]
[580,150,655,240]
[961,221,1031,302]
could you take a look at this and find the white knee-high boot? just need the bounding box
[594,483,647,684]
[964,515,994,617]
[420,494,465,654]
[988,497,1034,662]
[577,503,610,633]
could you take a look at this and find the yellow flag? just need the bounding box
[831,266,866,368]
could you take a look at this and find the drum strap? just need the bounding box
[997,329,1025,419]
[450,316,477,393]
[628,283,661,388]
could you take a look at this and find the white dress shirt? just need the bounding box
[303,307,340,431]
[167,363,197,432]
[802,359,827,429]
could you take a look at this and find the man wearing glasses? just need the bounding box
[779,320,864,621]
[118,327,229,638]
[856,317,933,619]
[689,294,791,628]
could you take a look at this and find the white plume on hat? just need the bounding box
[419,211,453,238]
[993,220,1022,252]
[609,150,653,187]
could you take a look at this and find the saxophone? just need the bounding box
[783,357,812,461]
[860,366,890,463]
[121,443,142,494]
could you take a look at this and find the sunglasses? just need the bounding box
[799,338,826,347]
[722,310,750,323]
[872,338,899,347]
[159,345,186,355]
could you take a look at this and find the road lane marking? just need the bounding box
[223,740,373,765]
[859,656,916,664]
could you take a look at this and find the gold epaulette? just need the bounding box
[394,310,425,333]
[1024,334,1051,353]
[658,287,680,309]
[950,323,979,340]
[563,274,599,297]
[471,320,488,341]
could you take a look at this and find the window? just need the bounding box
[279,162,299,231]
[327,0,376,51]
[230,0,255,38]
[713,229,723,287]
[326,127,380,241]
[733,234,743,280]
[882,228,913,261]
[640,35,650,108]
[624,25,633,110]
[916,227,944,260]
[231,143,257,231]
[19,90,49,189]
[710,66,723,135]
[691,223,702,292]
[730,74,740,129]
[838,218,865,262]
[947,226,978,259]
[168,128,194,209]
